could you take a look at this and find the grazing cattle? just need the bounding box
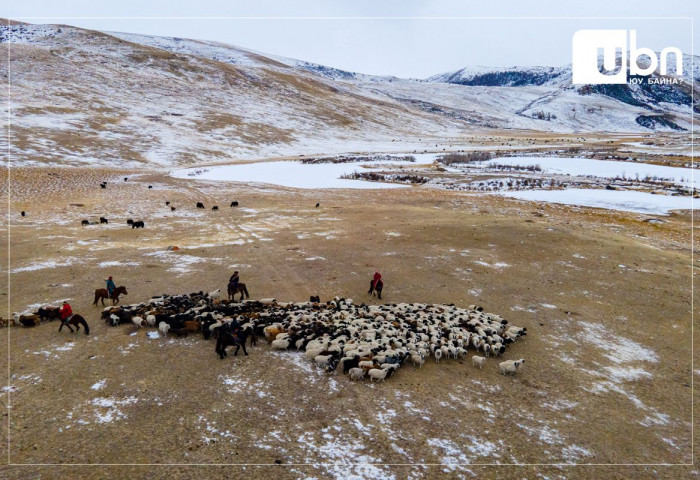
[99,217,108,224]
[126,219,134,225]
[81,220,89,226]
[131,221,145,229]
[148,185,153,189]
[100,182,106,189]
[165,201,170,206]
[212,206,218,211]
[171,206,176,211]
[230,201,239,207]
[315,203,320,208]
[21,211,25,217]
[124,177,128,181]
[196,202,205,209]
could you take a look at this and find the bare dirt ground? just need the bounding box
[0,161,697,480]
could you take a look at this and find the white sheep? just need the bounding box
[358,360,375,369]
[314,355,335,368]
[472,355,487,369]
[132,316,144,328]
[411,353,425,368]
[208,289,221,301]
[146,315,156,327]
[271,338,291,350]
[434,349,443,363]
[158,321,170,336]
[499,359,525,376]
[348,368,365,381]
[368,368,388,382]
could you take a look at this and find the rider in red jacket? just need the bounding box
[372,271,382,289]
[59,301,73,323]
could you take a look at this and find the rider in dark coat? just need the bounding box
[228,271,239,290]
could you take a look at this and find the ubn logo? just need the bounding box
[572,30,683,84]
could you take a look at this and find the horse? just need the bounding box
[227,282,250,302]
[368,279,384,300]
[93,286,128,306]
[59,314,90,335]
[214,326,248,358]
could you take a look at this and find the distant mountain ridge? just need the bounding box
[1,21,697,168]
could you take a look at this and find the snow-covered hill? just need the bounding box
[1,22,696,168]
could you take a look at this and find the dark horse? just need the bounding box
[93,286,128,306]
[368,279,384,300]
[59,314,90,335]
[227,282,250,302]
[215,326,248,358]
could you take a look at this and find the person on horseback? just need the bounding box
[59,301,73,325]
[368,270,383,299]
[105,276,116,297]
[228,271,239,291]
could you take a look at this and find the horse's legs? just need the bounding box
[241,341,248,356]
[233,344,239,356]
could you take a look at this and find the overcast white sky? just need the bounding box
[4,0,698,78]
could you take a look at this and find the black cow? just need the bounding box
[315,203,320,208]
[196,202,205,209]
[124,177,128,182]
[212,206,218,211]
[148,185,153,189]
[81,220,89,226]
[99,217,108,224]
[126,219,134,225]
[171,206,176,211]
[131,221,145,229]
[100,182,106,189]
[165,201,170,206]
[230,201,239,207]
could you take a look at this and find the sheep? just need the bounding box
[411,352,425,368]
[472,355,487,369]
[159,321,170,336]
[132,316,144,328]
[499,359,525,376]
[110,314,120,327]
[208,289,221,301]
[146,315,157,327]
[271,338,291,350]
[358,360,375,369]
[434,349,443,363]
[348,367,365,381]
[314,354,335,368]
[368,368,388,382]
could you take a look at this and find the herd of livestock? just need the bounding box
[13,292,528,380]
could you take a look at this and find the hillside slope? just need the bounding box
[1,22,696,168]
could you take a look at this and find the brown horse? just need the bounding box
[93,286,128,306]
[227,283,250,302]
[59,314,90,335]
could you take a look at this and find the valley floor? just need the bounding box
[0,163,697,479]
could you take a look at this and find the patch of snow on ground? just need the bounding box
[90,379,106,391]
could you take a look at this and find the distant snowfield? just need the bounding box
[499,189,697,215]
[481,157,697,187]
[171,155,436,189]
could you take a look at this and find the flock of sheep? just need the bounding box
[96,291,527,381]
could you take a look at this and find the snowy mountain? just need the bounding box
[1,21,696,168]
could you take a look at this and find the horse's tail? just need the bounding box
[78,316,90,335]
[243,285,249,299]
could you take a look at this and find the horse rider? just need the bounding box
[59,301,73,325]
[368,270,383,298]
[228,271,239,291]
[105,276,116,297]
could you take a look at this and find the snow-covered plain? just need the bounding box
[481,156,697,187]
[499,188,696,215]
[171,157,431,189]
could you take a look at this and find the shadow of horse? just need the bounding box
[59,314,90,335]
[227,283,250,302]
[94,286,128,306]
